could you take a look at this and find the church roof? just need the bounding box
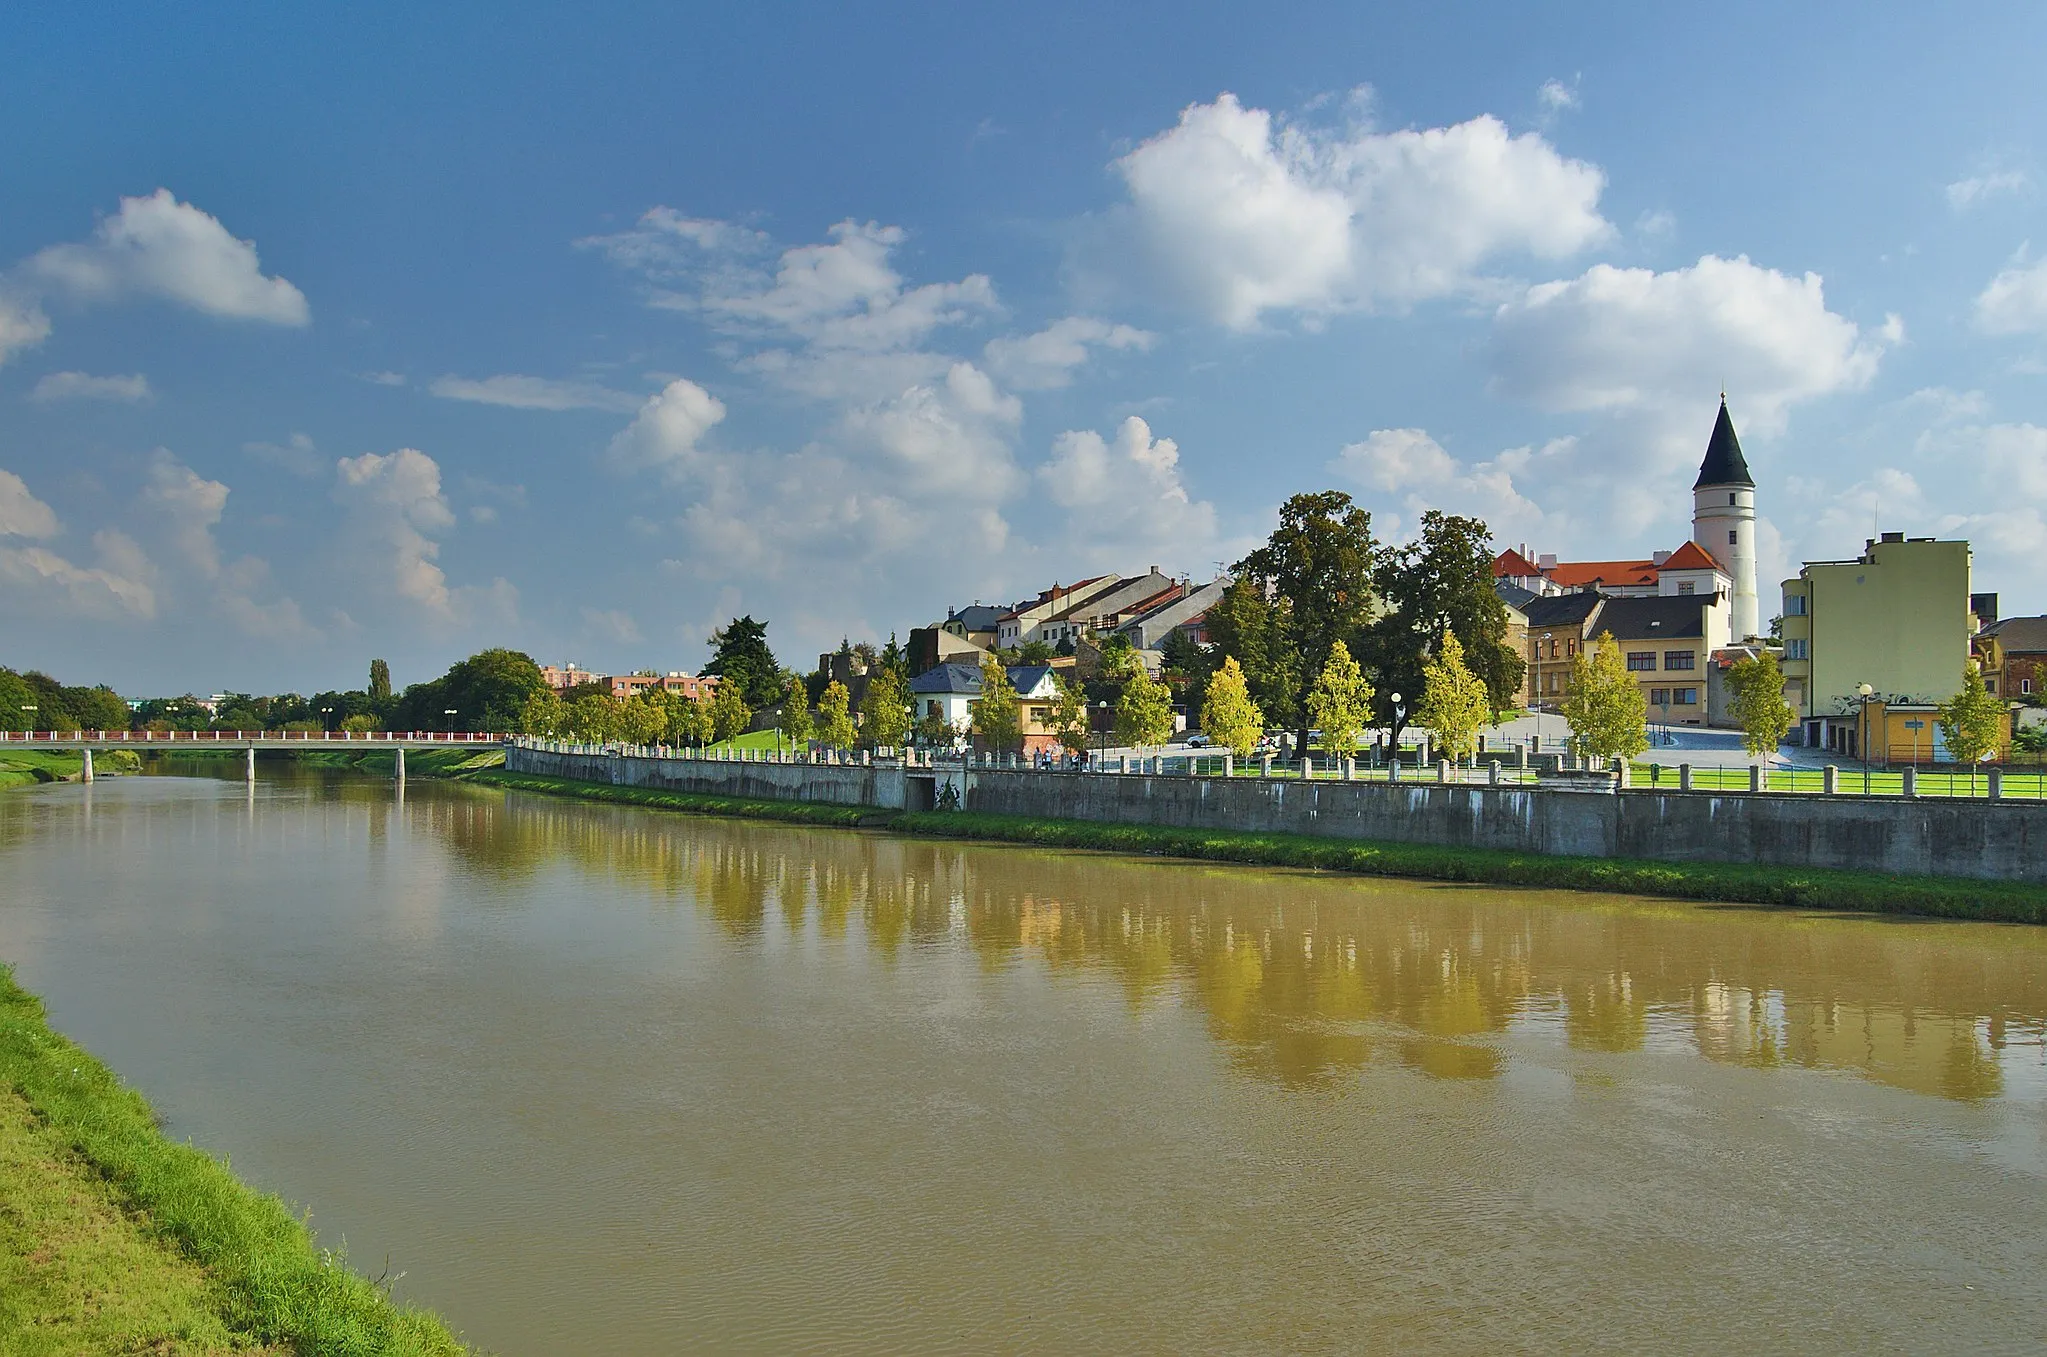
[1694,398,1754,489]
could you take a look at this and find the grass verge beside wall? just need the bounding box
[0,967,467,1356]
[456,769,2047,925]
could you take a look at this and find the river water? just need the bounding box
[1,767,2043,1353]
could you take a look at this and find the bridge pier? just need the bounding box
[394,747,405,782]
[81,748,93,783]
[245,746,255,782]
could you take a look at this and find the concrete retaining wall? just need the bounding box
[505,746,2047,885]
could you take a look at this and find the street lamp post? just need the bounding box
[1857,683,1874,795]
[20,704,35,735]
[1096,700,1109,769]
[1537,633,1553,755]
[444,708,458,738]
[1390,692,1404,781]
[320,706,334,733]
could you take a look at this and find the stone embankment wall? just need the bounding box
[505,747,2047,885]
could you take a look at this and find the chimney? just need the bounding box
[1651,550,1671,566]
[1538,553,1559,571]
[1880,531,1905,544]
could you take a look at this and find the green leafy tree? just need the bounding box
[1234,491,1379,753]
[666,692,714,747]
[1414,631,1490,762]
[1306,640,1373,759]
[1047,673,1091,757]
[710,676,753,743]
[1159,629,1220,728]
[517,686,563,735]
[368,658,392,701]
[16,672,79,730]
[704,615,782,708]
[1201,655,1264,758]
[1017,638,1054,665]
[1727,650,1797,758]
[1116,662,1175,749]
[879,633,910,685]
[816,680,856,750]
[0,669,36,732]
[340,713,382,734]
[1204,576,1298,732]
[1937,662,2006,787]
[914,708,956,748]
[617,694,668,746]
[565,694,619,741]
[779,675,814,749]
[60,684,130,732]
[860,668,911,749]
[1560,635,1649,763]
[1369,510,1523,734]
[392,648,546,732]
[971,658,1021,753]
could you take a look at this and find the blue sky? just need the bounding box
[4,2,2046,696]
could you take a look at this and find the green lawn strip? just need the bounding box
[0,751,83,787]
[0,968,467,1356]
[450,769,2047,924]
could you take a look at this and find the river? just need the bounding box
[1,766,2043,1353]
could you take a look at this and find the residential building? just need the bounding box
[1976,614,2046,702]
[1521,591,1605,707]
[1589,594,1732,728]
[1705,644,1768,728]
[1778,534,1976,753]
[1120,577,1228,650]
[906,661,1066,753]
[940,604,1007,651]
[608,672,718,702]
[907,626,990,675]
[540,664,601,691]
[996,576,1118,649]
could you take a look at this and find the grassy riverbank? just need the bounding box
[456,768,2047,924]
[0,750,83,788]
[0,967,468,1354]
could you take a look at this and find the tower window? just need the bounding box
[1729,493,1736,506]
[1728,530,1737,545]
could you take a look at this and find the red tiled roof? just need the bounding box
[1493,548,1542,577]
[1545,558,1659,588]
[1659,540,1726,572]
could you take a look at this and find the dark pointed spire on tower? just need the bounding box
[1694,395,1754,489]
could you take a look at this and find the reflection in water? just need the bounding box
[424,786,2047,1101]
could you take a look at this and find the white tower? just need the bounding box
[1691,397,1760,641]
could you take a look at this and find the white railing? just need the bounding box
[0,729,504,743]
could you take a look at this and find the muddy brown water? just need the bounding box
[1,767,2043,1353]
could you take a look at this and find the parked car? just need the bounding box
[1184,732,1212,748]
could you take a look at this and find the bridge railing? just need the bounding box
[0,729,505,743]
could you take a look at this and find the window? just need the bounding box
[1677,581,1695,595]
[1785,639,1808,660]
[2024,677,2035,695]
[1728,529,1738,545]
[1728,493,1736,506]
[1784,594,1807,615]
[1650,688,1671,706]
[1567,638,1577,657]
[1627,652,1656,672]
[1674,687,1699,705]
[1664,650,1695,670]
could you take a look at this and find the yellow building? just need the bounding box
[1779,534,1978,756]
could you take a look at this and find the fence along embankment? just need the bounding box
[503,746,2047,887]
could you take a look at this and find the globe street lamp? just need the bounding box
[1096,700,1109,769]
[1389,691,1404,781]
[1857,683,1874,794]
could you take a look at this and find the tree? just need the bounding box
[704,615,782,709]
[666,692,714,747]
[1234,491,1378,753]
[1047,673,1091,757]
[1159,629,1220,728]
[617,694,668,746]
[1017,638,1054,665]
[1937,662,2005,787]
[779,675,814,749]
[517,687,563,735]
[1414,631,1490,762]
[0,669,36,732]
[341,713,382,734]
[1116,662,1174,749]
[1201,655,1264,758]
[565,693,619,741]
[1205,575,1298,733]
[1726,650,1797,759]
[971,658,1021,753]
[860,668,911,749]
[62,685,130,732]
[710,676,753,743]
[391,649,547,732]
[1560,635,1649,763]
[368,658,392,702]
[1305,640,1373,759]
[816,680,856,750]
[1369,510,1523,734]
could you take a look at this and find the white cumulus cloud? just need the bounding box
[0,293,51,367]
[607,378,728,475]
[1974,254,2047,335]
[27,189,309,325]
[1109,92,1611,327]
[30,371,151,403]
[1039,416,1218,563]
[0,468,61,539]
[1490,254,1886,432]
[334,448,459,614]
[1946,170,2027,211]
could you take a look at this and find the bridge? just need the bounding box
[0,729,504,781]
